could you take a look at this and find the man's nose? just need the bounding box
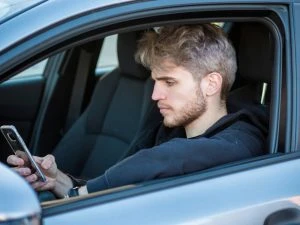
[151,83,165,101]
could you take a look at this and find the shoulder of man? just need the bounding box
[203,109,268,139]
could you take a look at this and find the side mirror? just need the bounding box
[0,162,42,225]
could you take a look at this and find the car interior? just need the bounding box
[51,31,158,179]
[0,19,283,204]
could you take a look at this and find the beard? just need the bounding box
[163,87,207,128]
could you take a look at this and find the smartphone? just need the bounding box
[0,125,46,182]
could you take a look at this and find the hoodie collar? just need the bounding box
[191,109,268,139]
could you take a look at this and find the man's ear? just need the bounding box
[201,72,223,97]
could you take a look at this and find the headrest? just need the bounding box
[237,23,274,83]
[117,31,150,80]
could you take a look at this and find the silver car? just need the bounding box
[1,0,300,224]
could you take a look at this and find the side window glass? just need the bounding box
[96,34,118,76]
[13,59,48,79]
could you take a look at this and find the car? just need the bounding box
[1,0,300,224]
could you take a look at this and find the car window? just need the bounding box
[95,34,118,76]
[12,59,48,79]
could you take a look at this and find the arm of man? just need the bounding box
[86,120,265,193]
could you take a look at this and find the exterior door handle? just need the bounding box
[264,208,300,225]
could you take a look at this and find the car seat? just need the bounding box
[53,31,157,179]
[227,22,276,153]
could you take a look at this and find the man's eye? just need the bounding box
[166,80,175,86]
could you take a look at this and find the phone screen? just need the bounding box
[0,125,47,182]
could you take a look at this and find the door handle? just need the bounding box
[264,208,300,225]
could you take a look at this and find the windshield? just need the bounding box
[0,0,46,23]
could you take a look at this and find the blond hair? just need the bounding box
[135,24,237,100]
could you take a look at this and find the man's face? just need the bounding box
[151,62,207,128]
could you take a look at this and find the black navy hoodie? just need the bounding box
[87,109,266,193]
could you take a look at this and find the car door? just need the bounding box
[39,2,297,224]
[1,0,299,225]
[42,154,300,225]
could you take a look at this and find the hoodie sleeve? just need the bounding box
[87,120,265,193]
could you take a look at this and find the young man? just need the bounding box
[7,24,266,198]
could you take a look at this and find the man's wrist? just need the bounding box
[66,174,87,187]
[78,185,88,196]
[53,170,74,198]
[65,185,88,198]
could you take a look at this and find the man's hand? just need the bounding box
[7,150,58,191]
[7,151,74,198]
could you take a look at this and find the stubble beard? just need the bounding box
[163,87,207,128]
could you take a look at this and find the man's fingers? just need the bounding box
[25,173,39,183]
[7,154,25,166]
[33,155,51,169]
[15,150,29,162]
[14,167,32,176]
[31,180,46,190]
[40,154,55,170]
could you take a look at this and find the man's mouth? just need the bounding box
[157,103,171,115]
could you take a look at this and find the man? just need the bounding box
[7,24,265,198]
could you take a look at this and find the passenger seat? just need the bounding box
[53,31,156,179]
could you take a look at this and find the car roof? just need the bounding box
[0,0,292,53]
[0,0,46,24]
[0,0,134,52]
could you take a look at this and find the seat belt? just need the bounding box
[64,49,92,132]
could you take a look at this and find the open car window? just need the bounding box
[35,19,281,205]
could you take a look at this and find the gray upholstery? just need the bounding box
[238,23,274,83]
[118,31,150,80]
[53,31,154,179]
[228,22,274,152]
[228,22,274,105]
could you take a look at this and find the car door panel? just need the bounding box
[43,155,300,225]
